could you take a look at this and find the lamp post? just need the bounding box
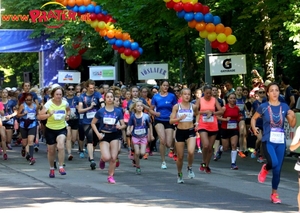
[179,57,183,84]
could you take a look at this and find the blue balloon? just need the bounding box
[194,12,204,22]
[123,40,131,49]
[73,5,79,12]
[177,11,186,19]
[87,4,95,13]
[184,12,194,22]
[78,6,87,14]
[138,47,143,55]
[108,38,116,45]
[66,6,72,10]
[115,39,123,48]
[213,16,221,25]
[204,13,214,23]
[104,36,109,41]
[102,10,108,15]
[131,42,139,50]
[94,5,102,14]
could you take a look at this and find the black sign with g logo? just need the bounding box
[223,59,232,69]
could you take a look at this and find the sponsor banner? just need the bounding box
[209,55,246,76]
[89,66,116,80]
[58,70,81,84]
[138,63,168,80]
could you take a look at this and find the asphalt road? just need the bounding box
[0,141,299,213]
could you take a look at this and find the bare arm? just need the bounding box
[290,127,300,151]
[286,109,296,128]
[251,112,261,136]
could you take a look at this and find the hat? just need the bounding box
[264,80,272,87]
[11,87,17,92]
[50,83,61,90]
[5,87,11,91]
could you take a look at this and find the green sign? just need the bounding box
[103,69,114,78]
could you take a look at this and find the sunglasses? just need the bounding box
[174,90,180,92]
[68,88,74,91]
[25,99,32,101]
[258,91,265,94]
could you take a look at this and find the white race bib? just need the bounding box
[79,114,84,119]
[237,104,244,111]
[134,128,146,135]
[27,112,36,120]
[70,107,76,114]
[53,110,65,121]
[103,117,116,125]
[270,128,284,144]
[86,110,96,119]
[202,114,214,122]
[227,121,237,129]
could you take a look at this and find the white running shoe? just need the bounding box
[187,168,195,179]
[177,173,184,184]
[161,161,167,169]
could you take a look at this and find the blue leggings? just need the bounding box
[262,142,286,190]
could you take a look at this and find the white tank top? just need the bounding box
[177,103,194,122]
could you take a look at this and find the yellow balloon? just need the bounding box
[217,33,227,43]
[190,0,198,4]
[126,56,135,64]
[173,0,181,2]
[90,20,98,28]
[226,35,237,45]
[207,32,217,42]
[199,30,208,38]
[97,21,106,30]
[121,53,126,60]
[163,0,171,2]
[182,0,191,3]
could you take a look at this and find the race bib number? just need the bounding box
[237,104,244,111]
[53,110,65,120]
[86,110,96,119]
[270,128,284,144]
[202,114,214,122]
[103,117,116,125]
[227,121,237,129]
[70,107,76,114]
[79,114,84,119]
[27,112,36,120]
[134,128,146,135]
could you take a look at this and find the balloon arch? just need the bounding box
[59,0,236,68]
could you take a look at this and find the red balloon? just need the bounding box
[132,50,140,58]
[124,48,132,56]
[218,42,229,53]
[166,1,175,9]
[210,40,220,49]
[66,55,82,69]
[183,3,193,12]
[96,13,104,21]
[118,47,125,54]
[112,44,119,50]
[173,2,183,12]
[193,3,203,12]
[89,13,97,21]
[78,47,88,55]
[202,5,210,14]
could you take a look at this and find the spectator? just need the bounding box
[281,76,295,109]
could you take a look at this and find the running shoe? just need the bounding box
[161,161,167,169]
[116,158,120,168]
[238,151,246,158]
[3,153,7,160]
[199,163,206,172]
[59,167,66,175]
[270,193,281,204]
[49,169,55,178]
[7,144,12,150]
[168,150,174,158]
[25,153,31,161]
[215,145,223,160]
[187,167,195,179]
[79,152,85,158]
[294,158,300,171]
[251,151,257,159]
[136,167,141,175]
[205,166,211,174]
[244,150,249,157]
[173,154,178,161]
[257,156,265,163]
[54,161,57,169]
[143,153,149,160]
[29,157,36,165]
[84,148,88,154]
[21,147,26,157]
[107,176,116,184]
[90,160,96,170]
[177,172,184,184]
[197,148,202,153]
[231,163,238,170]
[128,150,134,160]
[132,159,136,167]
[34,144,39,152]
[258,164,268,183]
[99,159,105,169]
[68,154,73,161]
[213,154,217,161]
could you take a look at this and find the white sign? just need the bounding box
[58,70,81,84]
[209,55,246,76]
[89,66,116,80]
[138,63,168,80]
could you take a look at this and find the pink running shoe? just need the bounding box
[258,164,268,183]
[99,159,105,169]
[270,193,281,204]
[107,176,116,184]
[3,153,7,160]
[116,158,120,168]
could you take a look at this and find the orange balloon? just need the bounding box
[188,20,197,28]
[94,27,100,32]
[99,29,107,37]
[215,24,225,34]
[106,30,115,39]
[115,30,123,40]
[61,0,68,6]
[91,1,97,6]
[83,0,91,6]
[205,23,215,32]
[195,22,206,32]
[122,33,131,41]
[75,0,83,6]
[67,0,76,7]
[224,27,232,36]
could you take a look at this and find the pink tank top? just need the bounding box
[198,97,218,131]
